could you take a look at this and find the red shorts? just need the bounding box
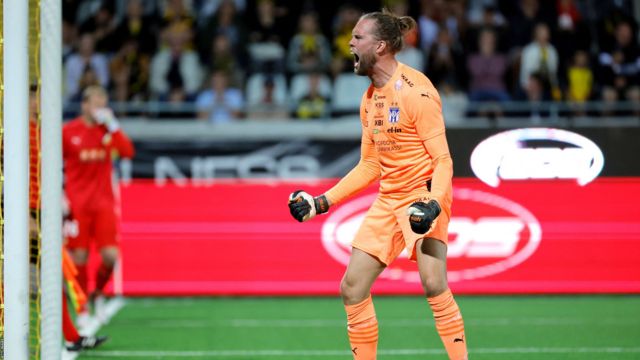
[351,187,451,265]
[66,207,118,250]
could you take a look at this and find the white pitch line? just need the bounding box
[61,297,126,360]
[138,316,639,328]
[80,347,640,358]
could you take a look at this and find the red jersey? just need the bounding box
[29,121,40,210]
[62,117,134,212]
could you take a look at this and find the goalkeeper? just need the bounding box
[63,85,134,323]
[288,9,467,360]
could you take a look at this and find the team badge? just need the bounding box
[388,107,400,123]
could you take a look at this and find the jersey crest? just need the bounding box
[388,107,400,123]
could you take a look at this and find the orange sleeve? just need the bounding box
[410,86,452,206]
[324,90,380,206]
[423,135,453,206]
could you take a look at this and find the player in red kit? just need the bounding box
[63,85,134,322]
[25,84,108,350]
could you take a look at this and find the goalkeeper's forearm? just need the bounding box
[324,159,380,206]
[428,153,453,207]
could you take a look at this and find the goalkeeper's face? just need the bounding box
[82,93,108,123]
[350,18,379,77]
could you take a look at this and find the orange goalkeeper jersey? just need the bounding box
[325,62,453,207]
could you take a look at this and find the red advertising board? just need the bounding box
[117,178,640,295]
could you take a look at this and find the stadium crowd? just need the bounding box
[62,0,640,121]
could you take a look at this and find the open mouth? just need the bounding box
[353,53,360,68]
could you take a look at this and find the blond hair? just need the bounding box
[81,85,108,102]
[361,8,417,54]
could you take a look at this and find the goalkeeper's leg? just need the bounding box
[340,248,386,360]
[417,238,468,360]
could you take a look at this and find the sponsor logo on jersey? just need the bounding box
[401,73,414,87]
[375,102,384,108]
[388,107,400,123]
[79,148,107,162]
[321,188,541,283]
[374,119,383,127]
[470,128,604,187]
[387,126,402,133]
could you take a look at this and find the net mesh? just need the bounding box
[28,0,42,358]
[0,2,44,357]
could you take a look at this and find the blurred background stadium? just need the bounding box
[2,0,640,359]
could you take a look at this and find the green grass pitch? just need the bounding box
[79,295,640,359]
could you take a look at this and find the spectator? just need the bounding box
[111,0,158,55]
[555,0,589,81]
[444,0,467,46]
[523,72,550,121]
[465,4,508,54]
[203,33,244,87]
[160,0,196,32]
[196,70,244,123]
[598,21,640,105]
[596,0,638,50]
[150,25,203,102]
[247,0,288,45]
[567,50,593,102]
[294,73,330,119]
[417,0,445,54]
[330,4,361,76]
[426,26,464,92]
[417,0,464,54]
[74,0,104,27]
[467,28,509,102]
[246,74,289,119]
[62,20,78,62]
[286,12,332,74]
[519,23,559,98]
[245,0,288,73]
[467,0,506,28]
[509,0,547,48]
[78,5,118,53]
[109,38,151,104]
[62,0,81,24]
[196,0,247,27]
[197,0,247,65]
[64,33,109,102]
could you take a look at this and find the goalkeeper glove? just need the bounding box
[93,108,120,133]
[288,190,329,222]
[407,200,441,234]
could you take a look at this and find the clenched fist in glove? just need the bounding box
[406,199,441,234]
[288,190,330,222]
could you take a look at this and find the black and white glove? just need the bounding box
[93,108,120,133]
[288,190,329,222]
[407,200,441,234]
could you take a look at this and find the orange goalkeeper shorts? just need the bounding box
[351,188,451,265]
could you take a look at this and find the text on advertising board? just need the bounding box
[470,128,604,187]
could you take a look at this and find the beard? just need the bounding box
[354,51,376,76]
